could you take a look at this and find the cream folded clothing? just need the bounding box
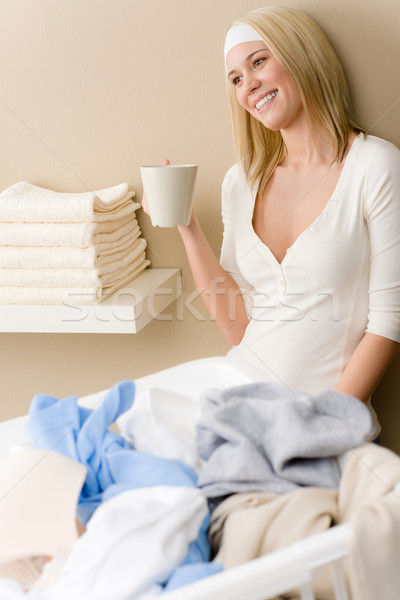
[0,226,141,269]
[0,182,138,223]
[0,239,147,287]
[0,180,150,304]
[0,259,150,304]
[0,215,139,248]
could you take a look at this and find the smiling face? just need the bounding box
[226,41,305,133]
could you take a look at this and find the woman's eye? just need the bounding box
[231,76,242,86]
[254,57,265,68]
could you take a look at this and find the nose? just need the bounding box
[244,71,261,94]
[244,74,261,95]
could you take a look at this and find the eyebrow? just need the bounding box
[227,49,268,79]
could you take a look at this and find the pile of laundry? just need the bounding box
[0,182,149,304]
[2,377,400,600]
[195,382,400,600]
[0,382,221,599]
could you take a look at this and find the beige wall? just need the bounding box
[0,0,399,449]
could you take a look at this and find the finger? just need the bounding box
[162,159,170,165]
[141,191,150,215]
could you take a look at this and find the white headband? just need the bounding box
[224,24,263,64]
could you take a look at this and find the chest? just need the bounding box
[252,163,345,264]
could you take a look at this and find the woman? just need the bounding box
[146,7,400,438]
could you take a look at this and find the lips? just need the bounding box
[255,90,278,110]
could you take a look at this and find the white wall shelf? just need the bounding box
[0,268,181,334]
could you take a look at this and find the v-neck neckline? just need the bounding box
[248,133,363,267]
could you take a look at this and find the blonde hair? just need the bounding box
[226,6,364,191]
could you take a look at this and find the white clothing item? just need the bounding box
[0,258,149,305]
[0,578,30,599]
[0,182,137,223]
[117,387,202,473]
[0,226,141,269]
[43,486,208,600]
[0,239,147,287]
[0,215,138,248]
[220,134,400,434]
[224,25,263,63]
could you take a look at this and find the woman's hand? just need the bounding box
[141,159,170,215]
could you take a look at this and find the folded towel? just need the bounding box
[0,181,151,304]
[0,226,142,268]
[0,182,138,223]
[0,215,138,248]
[0,239,147,287]
[0,251,146,288]
[101,253,149,291]
[0,258,150,304]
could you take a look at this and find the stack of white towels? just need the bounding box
[0,182,150,304]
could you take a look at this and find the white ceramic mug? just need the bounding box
[140,164,198,227]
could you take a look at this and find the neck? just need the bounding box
[280,121,336,168]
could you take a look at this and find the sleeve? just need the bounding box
[364,141,400,343]
[219,166,254,318]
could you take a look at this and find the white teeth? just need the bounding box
[256,91,277,110]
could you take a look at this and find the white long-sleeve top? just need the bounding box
[220,133,400,429]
